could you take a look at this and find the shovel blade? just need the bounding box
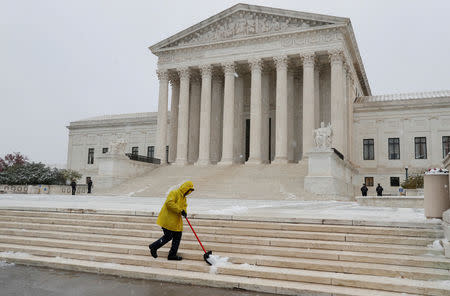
[203,251,213,265]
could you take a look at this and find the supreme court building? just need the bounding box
[67,4,450,197]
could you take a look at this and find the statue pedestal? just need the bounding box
[304,150,356,201]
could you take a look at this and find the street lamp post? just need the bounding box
[405,166,409,180]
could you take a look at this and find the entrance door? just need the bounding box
[245,119,250,161]
[268,118,272,163]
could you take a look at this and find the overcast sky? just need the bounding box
[1,0,449,165]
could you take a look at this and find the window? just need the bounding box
[388,138,400,160]
[364,177,374,187]
[390,177,400,187]
[414,137,427,159]
[166,145,169,163]
[443,136,450,158]
[102,147,108,154]
[147,146,155,158]
[132,147,139,156]
[363,139,374,160]
[87,148,94,164]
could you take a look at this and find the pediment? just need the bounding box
[150,4,347,51]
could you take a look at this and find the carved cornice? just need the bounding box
[273,55,288,71]
[156,69,169,81]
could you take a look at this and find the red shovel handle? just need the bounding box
[184,216,207,254]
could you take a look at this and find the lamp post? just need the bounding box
[405,166,409,180]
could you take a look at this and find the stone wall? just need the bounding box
[356,196,424,208]
[0,184,88,195]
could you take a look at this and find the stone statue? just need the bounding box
[110,139,127,155]
[313,122,333,151]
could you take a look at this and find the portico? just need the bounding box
[151,4,370,166]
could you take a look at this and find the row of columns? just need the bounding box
[155,50,348,165]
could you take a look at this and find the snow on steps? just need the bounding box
[0,209,448,295]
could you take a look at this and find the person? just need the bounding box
[149,181,194,261]
[70,180,77,195]
[376,183,383,196]
[360,183,368,196]
[87,178,93,194]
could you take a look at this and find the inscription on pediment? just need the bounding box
[164,11,332,48]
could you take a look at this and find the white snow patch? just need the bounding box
[101,262,124,269]
[0,251,30,258]
[239,263,256,269]
[0,261,15,267]
[207,255,230,274]
[207,205,248,215]
[428,240,444,250]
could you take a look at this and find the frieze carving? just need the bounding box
[164,11,331,48]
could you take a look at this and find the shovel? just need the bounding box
[184,216,213,265]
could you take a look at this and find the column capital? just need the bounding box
[301,53,315,67]
[249,58,263,71]
[178,67,190,80]
[156,69,169,81]
[273,55,288,70]
[169,72,179,85]
[329,49,344,64]
[200,64,212,77]
[222,61,235,74]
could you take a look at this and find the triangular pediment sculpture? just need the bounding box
[150,4,347,51]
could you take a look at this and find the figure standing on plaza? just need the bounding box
[360,183,368,196]
[149,181,194,261]
[87,178,93,194]
[376,183,383,196]
[70,180,77,195]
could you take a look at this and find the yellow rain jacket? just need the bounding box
[156,181,194,232]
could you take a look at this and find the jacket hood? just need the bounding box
[179,181,194,195]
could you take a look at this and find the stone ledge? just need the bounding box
[356,196,424,208]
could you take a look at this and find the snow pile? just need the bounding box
[207,255,230,274]
[425,168,449,175]
[428,240,444,251]
[239,263,256,269]
[0,251,30,258]
[0,261,15,268]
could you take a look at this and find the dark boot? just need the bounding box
[167,254,182,261]
[149,245,158,258]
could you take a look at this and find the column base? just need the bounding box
[195,159,211,166]
[217,158,233,166]
[173,159,189,166]
[246,158,263,165]
[272,157,288,164]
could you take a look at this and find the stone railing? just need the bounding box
[356,196,424,208]
[0,184,88,195]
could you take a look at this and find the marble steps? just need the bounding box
[0,214,438,247]
[0,236,448,282]
[0,252,414,296]
[0,220,442,258]
[1,226,447,271]
[0,210,443,238]
[0,243,447,295]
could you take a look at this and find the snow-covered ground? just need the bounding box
[0,194,437,223]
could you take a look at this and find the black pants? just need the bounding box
[72,188,76,195]
[149,228,182,257]
[88,186,92,194]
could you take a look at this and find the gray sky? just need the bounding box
[1,0,449,165]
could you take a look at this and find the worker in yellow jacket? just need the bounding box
[149,181,194,261]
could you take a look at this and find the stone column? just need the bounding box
[314,65,321,129]
[302,53,315,156]
[330,49,345,155]
[188,75,201,163]
[234,74,245,163]
[287,70,295,162]
[210,73,224,163]
[247,58,263,164]
[169,78,180,163]
[196,65,212,165]
[156,69,169,163]
[219,62,236,164]
[273,55,289,164]
[175,67,190,165]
